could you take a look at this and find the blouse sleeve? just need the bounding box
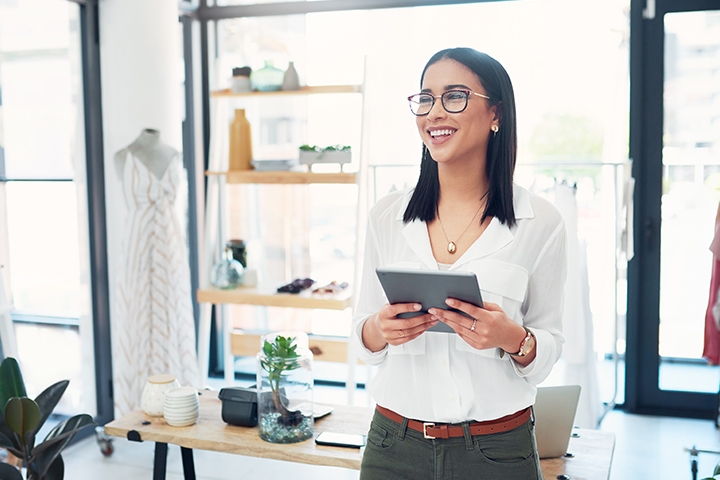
[511,220,568,383]
[351,208,390,365]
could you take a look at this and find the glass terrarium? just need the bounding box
[256,332,313,443]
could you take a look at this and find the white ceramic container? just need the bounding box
[163,386,200,427]
[140,374,180,416]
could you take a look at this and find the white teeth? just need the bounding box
[430,129,455,137]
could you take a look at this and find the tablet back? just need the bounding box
[375,267,483,333]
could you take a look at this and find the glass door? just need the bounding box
[659,10,720,394]
[627,0,720,418]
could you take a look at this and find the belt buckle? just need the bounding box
[423,422,435,439]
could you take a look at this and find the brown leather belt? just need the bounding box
[376,405,531,440]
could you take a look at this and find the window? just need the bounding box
[0,0,95,416]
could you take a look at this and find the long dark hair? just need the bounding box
[403,47,518,227]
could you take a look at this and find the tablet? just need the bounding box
[375,267,483,334]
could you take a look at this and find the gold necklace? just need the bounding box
[436,191,489,254]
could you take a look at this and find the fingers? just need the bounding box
[445,297,485,317]
[478,301,502,312]
[376,303,437,345]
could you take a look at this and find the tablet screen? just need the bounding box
[375,267,483,333]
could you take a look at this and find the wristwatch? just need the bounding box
[509,326,535,357]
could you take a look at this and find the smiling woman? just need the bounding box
[351,47,567,480]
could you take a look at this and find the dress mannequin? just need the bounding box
[111,128,199,416]
[114,128,178,179]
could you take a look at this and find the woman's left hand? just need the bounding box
[428,299,527,354]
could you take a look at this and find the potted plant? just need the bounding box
[256,335,313,443]
[702,461,720,480]
[0,357,96,480]
[298,144,352,166]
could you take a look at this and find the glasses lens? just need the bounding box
[409,94,433,115]
[442,90,469,113]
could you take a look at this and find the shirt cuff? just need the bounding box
[509,328,558,383]
[352,314,388,365]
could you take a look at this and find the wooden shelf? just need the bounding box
[197,285,352,310]
[205,170,357,184]
[211,84,362,98]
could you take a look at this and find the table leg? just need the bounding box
[198,302,212,387]
[222,304,234,384]
[181,447,197,480]
[153,442,168,480]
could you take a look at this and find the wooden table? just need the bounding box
[104,391,614,480]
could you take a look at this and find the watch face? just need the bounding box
[513,328,535,357]
[521,333,535,355]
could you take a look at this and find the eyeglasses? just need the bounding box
[407,89,491,116]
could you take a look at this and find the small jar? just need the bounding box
[231,66,252,93]
[141,374,180,416]
[226,239,248,268]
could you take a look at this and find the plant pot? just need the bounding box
[256,336,313,444]
[298,149,351,166]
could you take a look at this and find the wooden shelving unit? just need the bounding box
[198,81,365,391]
[197,285,352,310]
[211,84,362,98]
[205,170,356,185]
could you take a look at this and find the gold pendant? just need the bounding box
[447,242,457,254]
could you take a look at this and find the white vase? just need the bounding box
[282,62,300,91]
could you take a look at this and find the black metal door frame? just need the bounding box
[627,0,720,419]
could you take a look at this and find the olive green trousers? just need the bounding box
[359,408,543,480]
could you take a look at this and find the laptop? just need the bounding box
[533,385,582,458]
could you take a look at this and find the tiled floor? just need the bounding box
[58,384,720,480]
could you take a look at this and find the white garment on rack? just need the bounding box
[552,183,602,429]
[112,152,199,417]
[620,161,634,261]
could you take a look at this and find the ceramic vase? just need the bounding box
[250,61,284,92]
[282,62,300,91]
[229,109,253,171]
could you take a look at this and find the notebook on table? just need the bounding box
[534,384,582,458]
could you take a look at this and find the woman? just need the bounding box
[351,48,567,479]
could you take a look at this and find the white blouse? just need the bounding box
[351,184,568,424]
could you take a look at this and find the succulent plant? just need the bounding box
[259,336,303,427]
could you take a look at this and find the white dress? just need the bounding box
[112,151,200,416]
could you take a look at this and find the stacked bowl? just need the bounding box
[163,386,200,427]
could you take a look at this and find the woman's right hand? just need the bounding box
[361,303,438,352]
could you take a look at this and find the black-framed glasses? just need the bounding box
[407,89,491,116]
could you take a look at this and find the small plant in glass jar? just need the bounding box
[256,335,313,443]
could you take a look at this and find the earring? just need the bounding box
[491,125,499,133]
